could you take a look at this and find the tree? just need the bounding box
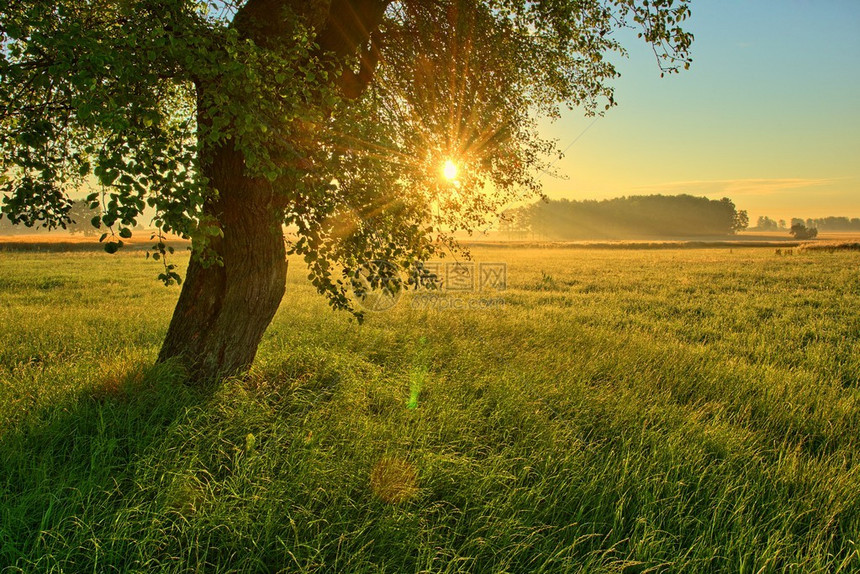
[733,209,749,233]
[1,0,692,381]
[790,223,818,240]
[718,197,748,235]
[67,200,100,236]
[756,216,779,231]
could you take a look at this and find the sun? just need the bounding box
[442,159,458,181]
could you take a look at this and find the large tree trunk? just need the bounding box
[157,143,287,381]
[157,0,388,382]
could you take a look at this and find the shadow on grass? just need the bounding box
[4,347,856,573]
[0,353,349,572]
[0,360,204,570]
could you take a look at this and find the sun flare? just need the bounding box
[442,159,459,181]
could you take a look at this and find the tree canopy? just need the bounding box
[1,0,693,378]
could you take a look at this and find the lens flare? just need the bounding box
[370,457,419,503]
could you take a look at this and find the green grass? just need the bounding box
[1,246,859,573]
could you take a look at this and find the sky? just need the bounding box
[537,0,860,222]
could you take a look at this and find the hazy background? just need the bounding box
[539,0,860,222]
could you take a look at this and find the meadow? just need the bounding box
[1,245,859,573]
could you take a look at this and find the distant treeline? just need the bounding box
[755,216,860,232]
[0,200,99,235]
[0,214,50,235]
[502,195,749,240]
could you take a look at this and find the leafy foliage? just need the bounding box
[1,0,693,312]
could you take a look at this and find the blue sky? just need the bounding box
[539,0,860,221]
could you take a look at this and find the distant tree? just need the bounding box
[733,209,749,233]
[790,223,818,240]
[67,200,100,236]
[499,209,529,240]
[756,216,779,231]
[778,219,787,229]
[719,197,744,234]
[791,218,805,228]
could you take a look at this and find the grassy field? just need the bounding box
[1,246,859,573]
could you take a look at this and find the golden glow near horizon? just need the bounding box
[536,3,860,221]
[442,159,459,182]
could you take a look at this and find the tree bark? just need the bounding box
[157,0,389,382]
[157,142,287,381]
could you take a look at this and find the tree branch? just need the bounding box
[336,31,382,99]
